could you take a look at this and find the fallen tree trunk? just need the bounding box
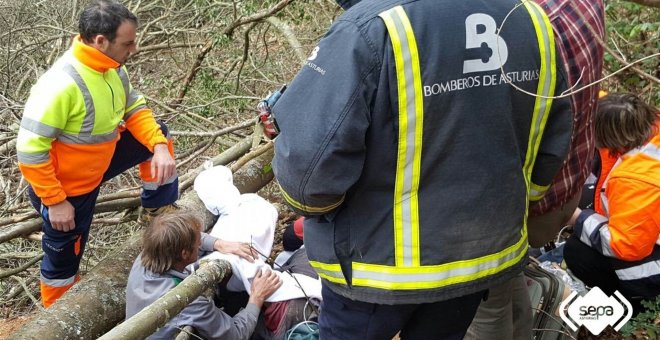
[9,146,275,340]
[98,259,232,340]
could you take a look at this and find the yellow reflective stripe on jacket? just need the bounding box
[17,120,58,163]
[17,118,58,163]
[309,261,348,285]
[278,183,345,214]
[306,5,558,291]
[380,6,424,268]
[529,182,550,201]
[309,227,529,290]
[351,231,528,289]
[522,1,557,194]
[117,67,132,107]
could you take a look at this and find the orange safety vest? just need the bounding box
[17,37,167,205]
[597,126,660,260]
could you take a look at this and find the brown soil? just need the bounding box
[0,316,30,340]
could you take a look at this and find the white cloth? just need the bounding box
[194,165,321,301]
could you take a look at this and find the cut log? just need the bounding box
[98,259,232,340]
[9,147,274,340]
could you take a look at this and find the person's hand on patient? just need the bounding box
[247,269,283,308]
[214,239,258,262]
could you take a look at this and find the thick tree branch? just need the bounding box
[98,260,232,340]
[223,0,295,37]
[624,0,660,8]
[0,254,43,279]
[266,16,306,64]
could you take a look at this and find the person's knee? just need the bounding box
[41,234,86,275]
[562,234,584,266]
[41,251,81,278]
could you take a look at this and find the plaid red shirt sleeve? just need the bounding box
[530,0,605,216]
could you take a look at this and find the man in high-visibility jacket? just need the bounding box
[565,93,660,305]
[272,0,573,338]
[16,0,178,307]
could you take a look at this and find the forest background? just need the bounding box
[0,0,657,338]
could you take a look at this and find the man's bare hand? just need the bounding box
[248,269,283,308]
[48,200,75,232]
[214,240,258,262]
[151,144,176,185]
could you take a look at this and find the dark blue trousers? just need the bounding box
[319,284,485,340]
[29,122,178,284]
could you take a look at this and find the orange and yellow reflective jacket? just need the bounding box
[17,36,167,206]
[593,148,618,216]
[577,123,660,261]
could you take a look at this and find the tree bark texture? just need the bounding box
[8,149,275,340]
[97,260,232,340]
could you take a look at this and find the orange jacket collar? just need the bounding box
[72,35,120,72]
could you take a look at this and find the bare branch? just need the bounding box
[0,254,43,279]
[624,0,660,8]
[223,0,295,37]
[266,16,306,64]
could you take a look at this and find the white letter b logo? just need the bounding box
[463,13,508,74]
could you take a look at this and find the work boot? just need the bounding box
[138,203,179,225]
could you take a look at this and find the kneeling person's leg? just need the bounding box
[103,121,178,210]
[38,188,98,307]
[564,235,619,295]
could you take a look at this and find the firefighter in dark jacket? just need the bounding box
[273,0,572,338]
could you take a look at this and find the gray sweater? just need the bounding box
[125,233,260,339]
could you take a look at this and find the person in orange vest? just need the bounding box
[16,0,178,307]
[564,93,660,304]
